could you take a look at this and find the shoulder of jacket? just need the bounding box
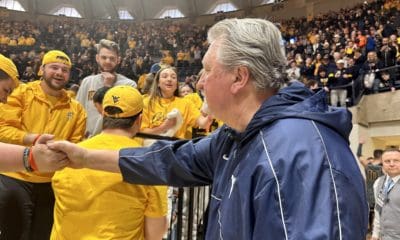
[16,81,40,95]
[70,98,85,110]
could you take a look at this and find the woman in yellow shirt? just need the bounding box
[141,67,211,140]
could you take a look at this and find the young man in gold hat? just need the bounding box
[51,85,167,239]
[0,50,86,239]
[0,54,68,172]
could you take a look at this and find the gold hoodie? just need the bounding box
[0,80,86,182]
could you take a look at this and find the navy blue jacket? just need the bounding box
[120,82,368,239]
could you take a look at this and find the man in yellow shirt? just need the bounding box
[0,54,68,172]
[0,50,86,239]
[51,85,168,240]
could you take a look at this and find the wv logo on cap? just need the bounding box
[112,95,120,104]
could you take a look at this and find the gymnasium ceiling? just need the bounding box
[15,0,277,20]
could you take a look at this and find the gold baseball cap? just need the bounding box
[0,54,19,87]
[103,85,143,118]
[38,50,71,76]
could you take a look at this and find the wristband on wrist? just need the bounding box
[28,147,39,172]
[22,147,33,172]
[32,134,42,146]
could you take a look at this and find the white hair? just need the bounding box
[207,18,287,90]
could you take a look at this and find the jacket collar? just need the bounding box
[28,80,71,107]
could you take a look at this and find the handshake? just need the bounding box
[30,134,88,172]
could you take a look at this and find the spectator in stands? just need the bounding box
[66,83,80,99]
[21,66,36,83]
[312,34,323,55]
[320,54,336,74]
[305,79,319,92]
[300,56,316,80]
[345,40,357,58]
[161,50,174,66]
[76,39,137,138]
[140,63,162,95]
[179,83,194,97]
[327,59,352,107]
[378,37,398,80]
[372,148,400,240]
[50,18,368,240]
[0,50,86,239]
[51,85,168,239]
[141,66,211,140]
[316,66,329,88]
[357,30,367,49]
[286,60,301,82]
[380,71,396,92]
[366,33,377,53]
[357,139,384,234]
[360,51,384,93]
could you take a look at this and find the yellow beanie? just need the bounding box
[38,50,71,76]
[0,54,19,87]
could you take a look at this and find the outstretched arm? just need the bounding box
[47,140,120,172]
[0,142,25,171]
[0,134,67,172]
[49,135,215,187]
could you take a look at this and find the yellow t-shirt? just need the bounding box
[128,39,136,49]
[51,133,167,240]
[17,36,26,46]
[80,38,90,48]
[141,96,201,139]
[161,55,174,66]
[137,73,147,91]
[183,93,204,138]
[8,39,17,46]
[0,36,10,45]
[184,92,203,110]
[25,37,36,46]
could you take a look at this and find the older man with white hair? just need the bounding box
[50,18,368,239]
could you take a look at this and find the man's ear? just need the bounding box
[133,114,142,130]
[231,66,250,94]
[95,54,100,63]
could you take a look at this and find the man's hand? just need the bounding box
[101,72,117,87]
[47,141,88,169]
[32,134,68,172]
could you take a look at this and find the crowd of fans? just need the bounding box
[281,0,400,105]
[0,0,399,107]
[0,19,207,87]
[0,1,399,239]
